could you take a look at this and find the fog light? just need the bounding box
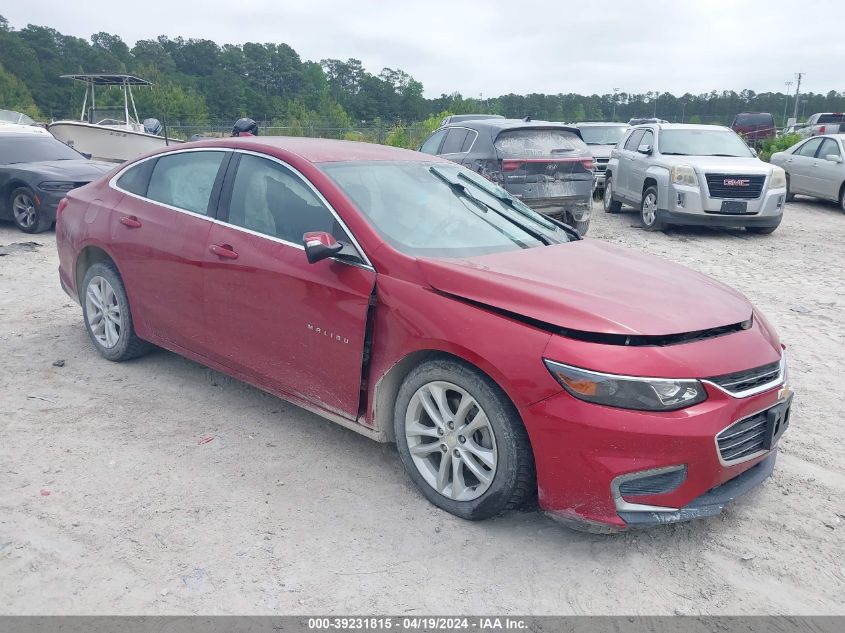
[676,192,685,208]
[777,195,784,209]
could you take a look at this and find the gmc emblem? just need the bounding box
[723,178,750,186]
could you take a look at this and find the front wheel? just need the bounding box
[640,185,665,231]
[603,178,622,213]
[11,187,52,233]
[839,186,845,213]
[394,359,535,520]
[785,175,795,202]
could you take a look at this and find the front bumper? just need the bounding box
[663,181,786,227]
[34,190,64,224]
[525,378,788,530]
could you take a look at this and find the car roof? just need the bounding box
[633,123,732,132]
[575,121,629,127]
[447,118,578,131]
[184,136,443,164]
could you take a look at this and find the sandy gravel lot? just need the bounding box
[1,196,844,615]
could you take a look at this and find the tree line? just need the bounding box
[1,14,844,135]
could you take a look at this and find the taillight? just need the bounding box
[501,159,524,172]
[56,198,69,216]
[819,125,826,134]
[581,158,596,171]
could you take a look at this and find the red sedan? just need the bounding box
[55,137,792,530]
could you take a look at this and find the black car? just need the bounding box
[0,133,113,233]
[419,119,595,234]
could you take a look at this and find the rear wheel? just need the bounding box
[394,358,535,520]
[81,262,152,362]
[566,213,590,236]
[10,187,52,234]
[603,177,622,213]
[640,185,665,231]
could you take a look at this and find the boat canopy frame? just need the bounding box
[61,74,154,127]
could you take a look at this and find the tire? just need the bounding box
[603,177,622,213]
[746,222,781,235]
[80,261,152,362]
[10,187,52,234]
[785,175,795,203]
[839,185,845,213]
[565,212,591,236]
[640,185,665,231]
[394,358,535,520]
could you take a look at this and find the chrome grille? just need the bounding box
[707,360,782,396]
[705,173,766,199]
[716,410,768,463]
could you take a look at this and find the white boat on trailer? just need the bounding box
[48,74,174,163]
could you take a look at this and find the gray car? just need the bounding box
[771,134,845,212]
[575,122,629,197]
[604,123,787,234]
[0,133,113,233]
[419,119,595,234]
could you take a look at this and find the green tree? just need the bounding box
[0,63,40,117]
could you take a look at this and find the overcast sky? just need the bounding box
[3,0,843,98]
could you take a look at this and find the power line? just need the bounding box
[792,73,804,122]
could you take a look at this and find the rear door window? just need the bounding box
[493,128,587,157]
[419,129,447,154]
[146,151,226,215]
[440,128,471,155]
[116,159,156,196]
[460,130,478,152]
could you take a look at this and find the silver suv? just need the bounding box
[604,123,787,234]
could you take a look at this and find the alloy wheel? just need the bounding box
[12,192,37,230]
[404,381,498,501]
[85,276,123,348]
[642,192,658,226]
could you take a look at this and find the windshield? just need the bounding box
[321,161,572,258]
[0,136,85,164]
[659,129,753,157]
[0,109,35,125]
[578,126,629,145]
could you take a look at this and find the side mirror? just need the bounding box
[825,154,843,163]
[637,144,652,154]
[303,231,342,264]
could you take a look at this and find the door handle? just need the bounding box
[209,244,238,260]
[120,216,142,228]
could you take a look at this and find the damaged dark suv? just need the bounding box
[420,119,595,234]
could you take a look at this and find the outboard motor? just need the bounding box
[143,118,163,136]
[232,117,258,137]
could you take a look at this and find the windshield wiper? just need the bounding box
[708,153,745,157]
[660,152,689,156]
[429,166,553,246]
[456,172,581,241]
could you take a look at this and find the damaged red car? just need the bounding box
[55,137,792,530]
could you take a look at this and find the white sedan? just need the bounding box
[772,134,845,212]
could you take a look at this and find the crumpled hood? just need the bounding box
[11,159,114,182]
[418,240,752,336]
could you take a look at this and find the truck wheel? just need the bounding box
[785,175,795,202]
[394,358,535,520]
[566,213,590,236]
[640,185,665,231]
[603,178,622,213]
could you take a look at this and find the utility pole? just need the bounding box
[792,73,804,121]
[611,87,619,121]
[783,80,793,128]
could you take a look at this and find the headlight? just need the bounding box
[39,181,77,192]
[544,360,707,412]
[769,166,786,189]
[670,164,698,187]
